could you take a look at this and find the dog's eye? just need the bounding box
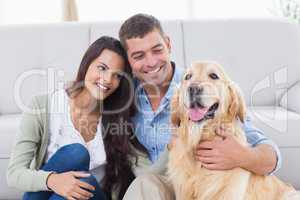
[209,73,219,80]
[184,73,192,80]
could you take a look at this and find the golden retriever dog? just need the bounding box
[167,61,298,200]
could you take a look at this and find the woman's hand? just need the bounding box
[47,171,95,200]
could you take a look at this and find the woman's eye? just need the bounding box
[98,65,106,71]
[115,73,122,80]
[209,73,219,80]
[184,73,192,80]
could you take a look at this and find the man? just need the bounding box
[119,13,281,199]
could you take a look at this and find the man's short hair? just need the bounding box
[119,13,165,49]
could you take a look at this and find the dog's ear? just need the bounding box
[170,88,181,127]
[228,83,246,123]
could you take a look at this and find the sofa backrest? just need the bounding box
[182,18,300,106]
[0,23,90,114]
[0,18,300,114]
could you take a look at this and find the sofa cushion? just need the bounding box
[182,19,300,106]
[0,23,90,114]
[248,106,300,189]
[0,159,23,199]
[280,81,300,114]
[276,148,300,190]
[0,114,21,158]
[248,106,300,147]
[0,114,23,199]
[0,26,42,115]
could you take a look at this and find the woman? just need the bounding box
[7,36,143,200]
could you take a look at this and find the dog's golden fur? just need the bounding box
[168,61,298,200]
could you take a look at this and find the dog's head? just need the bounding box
[171,61,246,142]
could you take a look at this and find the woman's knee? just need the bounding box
[59,143,89,160]
[57,143,90,170]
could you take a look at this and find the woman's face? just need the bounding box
[85,49,125,100]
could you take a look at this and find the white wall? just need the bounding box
[0,0,281,25]
[191,0,275,18]
[0,0,61,25]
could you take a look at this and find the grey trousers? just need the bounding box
[123,173,175,200]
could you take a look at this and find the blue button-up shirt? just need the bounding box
[132,62,282,173]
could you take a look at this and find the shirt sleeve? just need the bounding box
[242,115,282,175]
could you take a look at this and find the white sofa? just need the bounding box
[0,18,299,199]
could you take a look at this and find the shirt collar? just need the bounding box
[164,61,184,101]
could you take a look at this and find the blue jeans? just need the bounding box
[23,143,107,200]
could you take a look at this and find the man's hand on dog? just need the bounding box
[194,125,249,170]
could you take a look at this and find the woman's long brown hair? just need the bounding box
[66,36,146,199]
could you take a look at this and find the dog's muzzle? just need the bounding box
[187,84,219,122]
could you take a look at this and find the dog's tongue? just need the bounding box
[189,107,209,122]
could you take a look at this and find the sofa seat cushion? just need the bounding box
[0,114,23,199]
[248,106,300,189]
[0,114,21,158]
[0,110,299,197]
[280,81,300,114]
[248,106,300,147]
[0,159,23,199]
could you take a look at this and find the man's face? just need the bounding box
[125,29,172,86]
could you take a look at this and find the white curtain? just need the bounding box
[62,0,78,21]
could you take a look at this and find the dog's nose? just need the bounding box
[188,84,203,108]
[188,84,203,98]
